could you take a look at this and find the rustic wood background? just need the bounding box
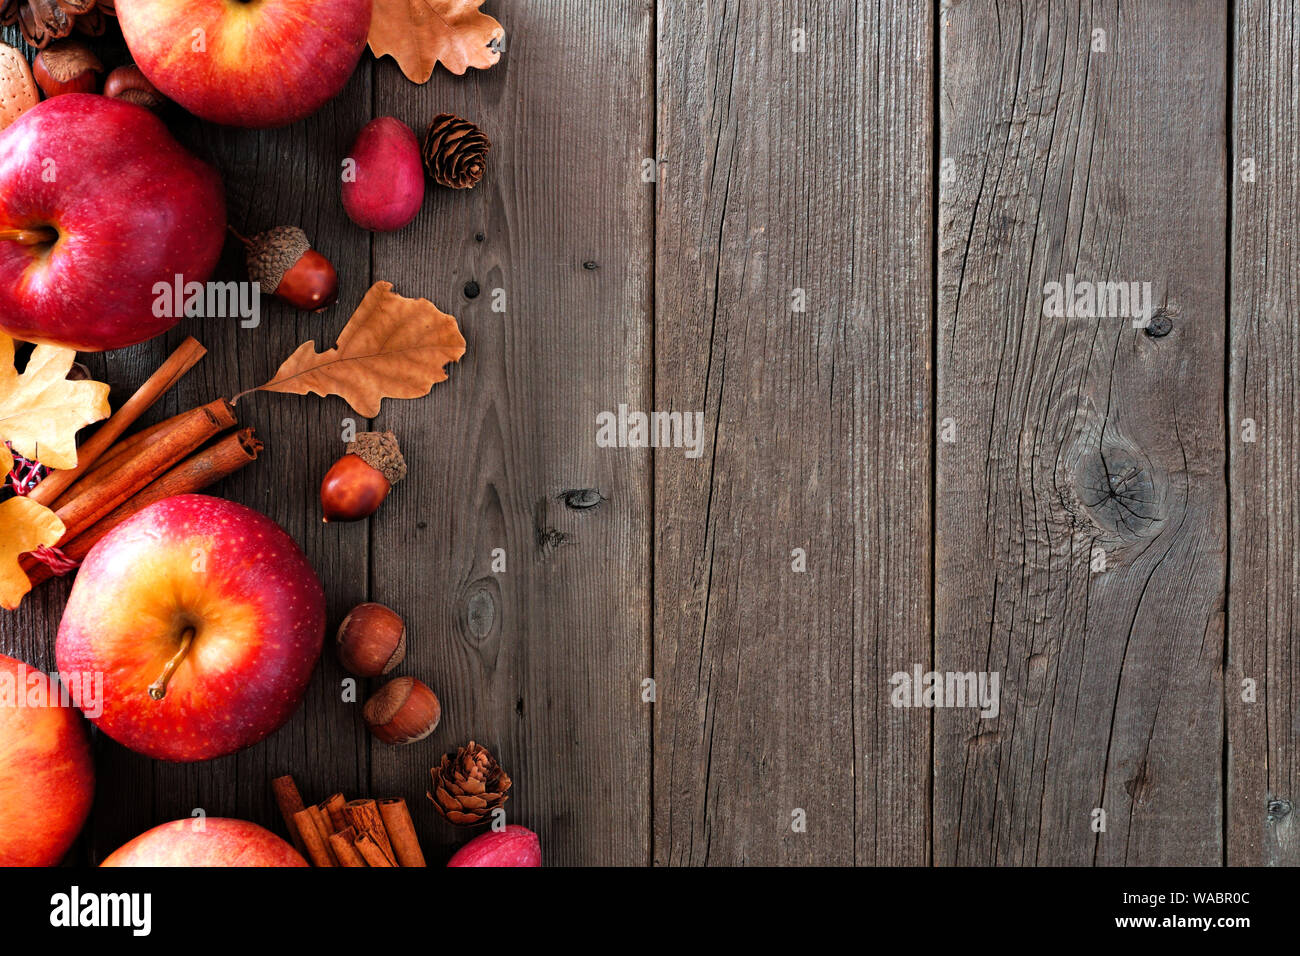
[3,0,1297,865]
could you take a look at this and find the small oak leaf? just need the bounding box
[0,333,110,471]
[244,282,466,417]
[369,0,504,84]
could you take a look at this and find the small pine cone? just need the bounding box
[11,0,100,47]
[422,113,490,190]
[428,741,512,826]
[72,4,106,35]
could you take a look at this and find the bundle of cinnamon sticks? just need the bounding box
[273,775,427,867]
[20,337,262,588]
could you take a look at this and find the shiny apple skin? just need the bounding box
[447,825,542,867]
[0,653,95,866]
[102,818,308,867]
[55,495,326,763]
[116,0,373,129]
[0,95,226,352]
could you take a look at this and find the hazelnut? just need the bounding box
[363,677,441,745]
[103,65,167,112]
[32,41,102,98]
[337,602,406,677]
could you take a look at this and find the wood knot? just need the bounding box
[1268,798,1292,822]
[1124,764,1153,805]
[536,526,569,554]
[560,488,604,510]
[1073,445,1163,539]
[455,578,503,672]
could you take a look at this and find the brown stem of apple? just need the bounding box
[0,227,57,246]
[148,627,196,701]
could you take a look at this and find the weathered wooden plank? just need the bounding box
[935,0,1227,864]
[369,0,655,865]
[1228,0,1300,867]
[654,0,932,865]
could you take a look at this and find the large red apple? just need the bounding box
[116,0,373,129]
[0,95,225,352]
[0,653,95,866]
[102,818,307,867]
[56,494,326,762]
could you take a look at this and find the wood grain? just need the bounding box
[653,0,932,865]
[935,0,1227,865]
[368,0,655,865]
[1228,0,1300,866]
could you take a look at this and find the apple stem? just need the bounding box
[0,227,57,246]
[148,627,196,701]
[227,225,253,248]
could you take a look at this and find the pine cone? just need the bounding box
[2,0,112,48]
[427,741,512,825]
[422,113,490,190]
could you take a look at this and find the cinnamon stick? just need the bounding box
[292,808,334,867]
[323,793,348,834]
[328,826,367,867]
[305,806,339,866]
[46,398,237,543]
[271,775,309,858]
[24,429,262,586]
[378,798,427,867]
[343,799,395,865]
[354,833,395,867]
[29,337,206,505]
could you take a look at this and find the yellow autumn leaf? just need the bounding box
[0,332,110,470]
[0,451,65,609]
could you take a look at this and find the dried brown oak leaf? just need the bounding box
[369,0,504,84]
[0,332,110,471]
[0,446,65,611]
[241,282,466,417]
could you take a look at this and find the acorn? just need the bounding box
[321,431,406,523]
[102,65,166,111]
[337,602,407,677]
[238,225,338,312]
[32,41,102,98]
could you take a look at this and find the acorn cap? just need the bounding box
[347,431,406,485]
[246,225,311,293]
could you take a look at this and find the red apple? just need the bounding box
[0,95,225,352]
[0,653,95,866]
[116,0,373,129]
[56,494,326,762]
[102,818,307,867]
[447,825,542,867]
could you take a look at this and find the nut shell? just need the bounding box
[337,603,406,677]
[363,677,441,745]
[321,454,390,522]
[32,40,101,97]
[103,64,166,111]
